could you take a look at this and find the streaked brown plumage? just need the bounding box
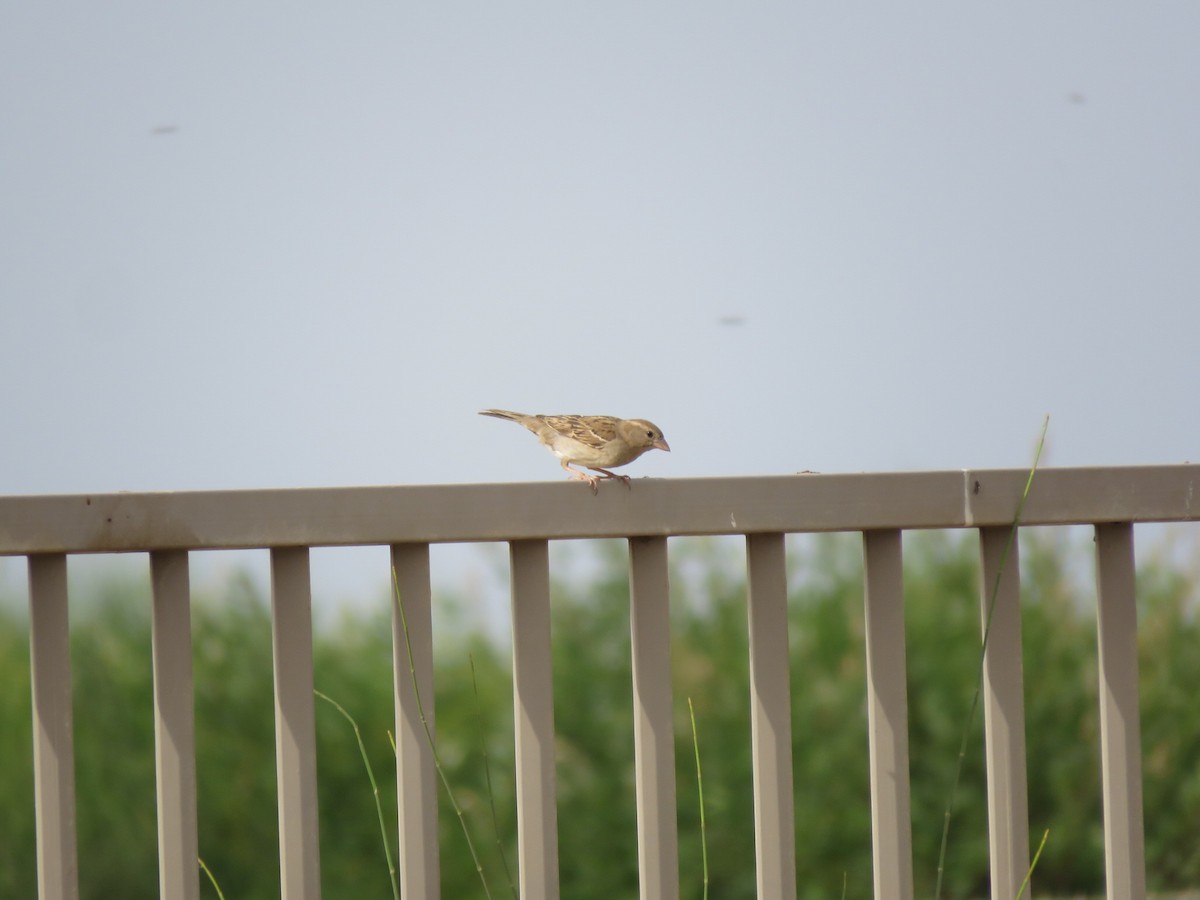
[479,409,670,492]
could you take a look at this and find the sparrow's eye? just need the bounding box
[646,430,655,439]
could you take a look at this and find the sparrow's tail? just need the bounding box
[478,408,527,422]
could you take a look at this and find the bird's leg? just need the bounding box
[588,467,632,488]
[562,461,601,494]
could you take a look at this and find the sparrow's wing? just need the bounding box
[540,415,621,450]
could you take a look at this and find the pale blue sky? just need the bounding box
[3,4,1198,601]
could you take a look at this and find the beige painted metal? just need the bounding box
[628,536,679,900]
[28,554,80,900]
[977,528,1031,898]
[8,467,1196,899]
[1094,523,1147,899]
[4,466,1197,555]
[390,543,441,899]
[510,540,560,900]
[862,531,914,900]
[150,550,200,900]
[270,547,323,900]
[746,532,797,900]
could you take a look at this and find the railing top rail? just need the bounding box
[1,465,1196,555]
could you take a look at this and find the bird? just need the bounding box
[479,409,670,492]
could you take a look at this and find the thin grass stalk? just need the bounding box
[469,654,519,899]
[314,690,400,900]
[688,697,708,900]
[198,857,226,900]
[934,415,1049,898]
[393,568,494,899]
[1015,829,1049,900]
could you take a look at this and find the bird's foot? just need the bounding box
[590,467,632,489]
[566,468,602,494]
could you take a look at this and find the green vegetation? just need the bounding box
[1,530,1198,898]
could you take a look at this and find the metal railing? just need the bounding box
[3,465,1197,900]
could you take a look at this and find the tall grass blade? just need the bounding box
[934,415,1049,899]
[314,690,400,900]
[688,697,709,900]
[1015,829,1049,900]
[393,568,493,899]
[198,857,226,900]
[470,653,519,899]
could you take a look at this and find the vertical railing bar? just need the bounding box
[628,536,679,900]
[510,539,560,900]
[977,527,1032,899]
[391,543,441,899]
[150,550,201,900]
[862,530,914,900]
[28,553,80,900]
[1094,522,1147,899]
[270,546,322,900]
[746,532,797,900]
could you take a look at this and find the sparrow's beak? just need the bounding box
[654,438,671,452]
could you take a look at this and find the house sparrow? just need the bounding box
[479,409,670,492]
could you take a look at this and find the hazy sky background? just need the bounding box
[3,4,1198,604]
